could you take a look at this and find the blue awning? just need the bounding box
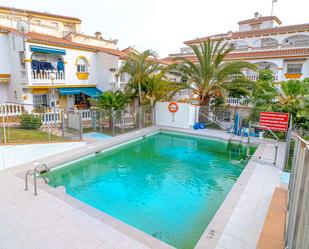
[58,87,102,98]
[30,45,66,55]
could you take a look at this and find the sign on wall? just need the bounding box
[259,112,289,132]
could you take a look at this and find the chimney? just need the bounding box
[254,12,260,19]
[95,31,102,39]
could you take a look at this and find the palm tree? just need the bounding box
[120,50,161,127]
[94,91,128,132]
[171,39,257,105]
[143,72,180,107]
[275,80,308,126]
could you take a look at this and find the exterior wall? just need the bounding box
[155,102,197,129]
[6,34,25,103]
[0,85,8,102]
[24,42,99,87]
[180,30,309,81]
[239,20,276,32]
[0,33,11,74]
[71,35,117,49]
[0,10,80,38]
[0,33,11,102]
[96,53,119,91]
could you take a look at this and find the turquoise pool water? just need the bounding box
[50,132,254,249]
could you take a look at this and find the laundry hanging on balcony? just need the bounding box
[31,60,53,71]
[31,59,65,72]
[58,87,102,98]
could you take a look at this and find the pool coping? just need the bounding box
[12,126,265,249]
[194,144,260,248]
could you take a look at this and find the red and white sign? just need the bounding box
[260,112,289,132]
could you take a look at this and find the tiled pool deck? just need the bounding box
[0,126,285,249]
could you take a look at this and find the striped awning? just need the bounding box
[58,87,102,98]
[30,45,66,55]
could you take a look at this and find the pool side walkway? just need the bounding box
[0,126,286,249]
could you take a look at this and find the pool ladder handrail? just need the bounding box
[25,163,56,196]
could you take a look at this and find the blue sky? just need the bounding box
[2,0,308,57]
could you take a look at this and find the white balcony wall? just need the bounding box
[26,42,102,87]
[96,53,119,91]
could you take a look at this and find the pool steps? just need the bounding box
[25,163,56,196]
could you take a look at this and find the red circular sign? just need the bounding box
[168,102,179,113]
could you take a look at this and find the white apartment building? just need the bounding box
[0,6,128,109]
[163,13,309,83]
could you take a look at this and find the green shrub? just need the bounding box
[20,113,42,129]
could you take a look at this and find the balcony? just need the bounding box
[109,81,127,91]
[31,70,65,84]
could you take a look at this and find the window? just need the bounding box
[32,19,41,25]
[51,22,59,30]
[74,94,83,104]
[287,64,302,74]
[33,94,50,107]
[251,24,260,30]
[76,57,88,72]
[19,51,25,69]
[109,68,117,82]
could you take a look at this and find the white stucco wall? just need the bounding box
[7,34,24,103]
[96,53,119,91]
[155,102,197,129]
[0,33,11,73]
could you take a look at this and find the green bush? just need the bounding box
[20,113,42,129]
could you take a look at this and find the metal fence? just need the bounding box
[81,105,153,137]
[285,133,309,249]
[198,105,251,130]
[0,102,153,144]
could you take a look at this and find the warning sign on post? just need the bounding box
[260,112,289,132]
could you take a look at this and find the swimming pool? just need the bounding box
[50,132,254,249]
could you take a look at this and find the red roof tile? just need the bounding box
[0,6,81,22]
[0,25,127,58]
[162,48,309,63]
[184,23,309,44]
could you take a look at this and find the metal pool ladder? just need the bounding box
[25,163,56,196]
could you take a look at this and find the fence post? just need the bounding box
[61,109,65,138]
[138,105,142,128]
[6,106,10,143]
[99,110,103,134]
[79,110,83,140]
[121,110,125,134]
[1,104,6,144]
[112,110,115,136]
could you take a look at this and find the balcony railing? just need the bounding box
[229,73,279,82]
[31,70,65,81]
[226,98,252,107]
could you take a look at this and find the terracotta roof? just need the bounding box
[0,25,127,58]
[184,23,309,44]
[162,48,309,63]
[238,16,282,25]
[0,6,81,23]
